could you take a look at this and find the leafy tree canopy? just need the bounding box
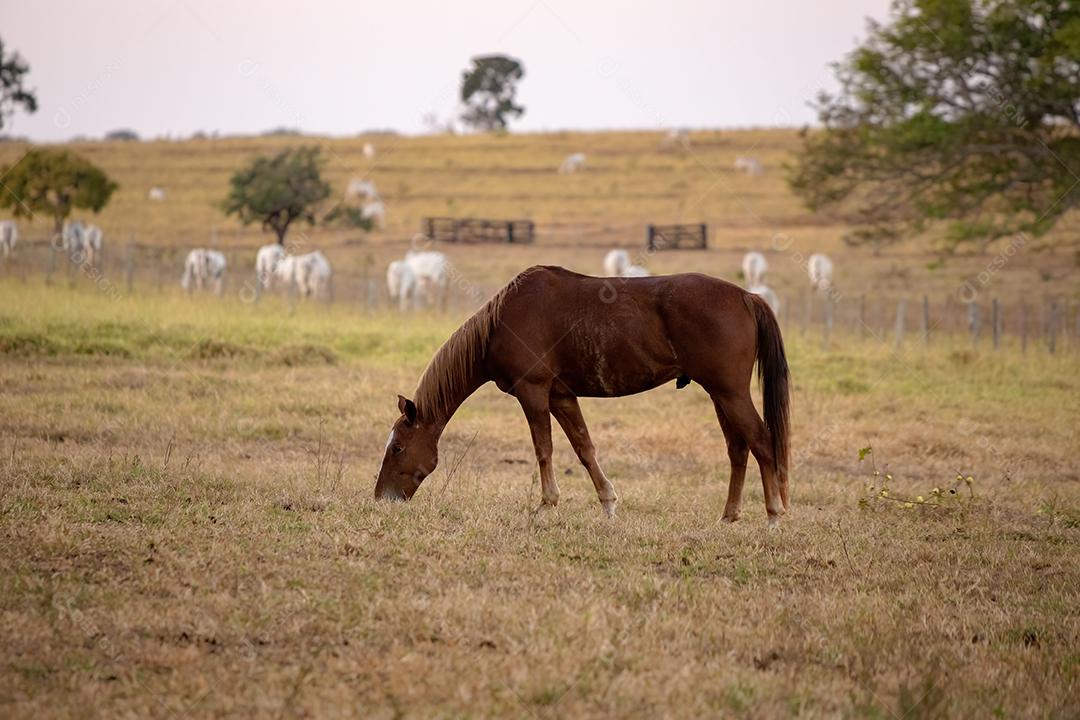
[0,148,117,233]
[222,146,370,244]
[460,55,525,132]
[0,37,37,130]
[788,0,1080,252]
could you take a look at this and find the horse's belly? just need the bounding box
[557,325,681,397]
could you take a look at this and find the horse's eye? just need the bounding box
[392,445,405,456]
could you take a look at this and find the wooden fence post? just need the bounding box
[857,295,866,340]
[823,297,833,350]
[894,299,906,350]
[1020,303,1028,354]
[921,295,930,347]
[1048,301,1059,354]
[968,301,980,349]
[124,239,135,293]
[992,298,1000,351]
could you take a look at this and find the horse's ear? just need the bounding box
[397,394,418,424]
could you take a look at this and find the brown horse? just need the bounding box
[374,265,791,525]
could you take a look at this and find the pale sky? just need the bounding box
[2,0,892,141]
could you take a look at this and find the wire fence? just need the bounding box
[1,235,1076,355]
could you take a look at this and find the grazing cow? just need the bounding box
[278,251,332,299]
[387,260,417,312]
[0,220,17,258]
[181,249,227,293]
[346,179,379,200]
[405,250,450,308]
[660,128,690,149]
[559,153,586,174]
[362,142,376,159]
[622,264,650,277]
[362,199,386,228]
[733,156,764,176]
[807,253,834,293]
[602,249,630,277]
[742,251,768,287]
[148,187,166,201]
[749,284,780,314]
[62,221,102,266]
[255,243,285,288]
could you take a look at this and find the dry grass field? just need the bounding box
[1,129,1078,718]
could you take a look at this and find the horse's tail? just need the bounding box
[749,294,791,509]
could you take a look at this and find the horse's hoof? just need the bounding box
[534,500,557,515]
[721,513,740,523]
[601,500,617,519]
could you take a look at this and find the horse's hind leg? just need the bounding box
[713,391,785,527]
[515,382,560,510]
[550,395,618,518]
[711,396,749,522]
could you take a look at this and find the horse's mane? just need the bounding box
[413,268,537,422]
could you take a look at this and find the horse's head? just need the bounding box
[374,395,439,501]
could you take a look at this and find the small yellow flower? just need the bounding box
[880,489,889,498]
[916,495,924,503]
[931,488,941,496]
[956,474,964,483]
[903,502,914,509]
[965,476,974,485]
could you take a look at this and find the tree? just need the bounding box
[0,37,37,130]
[0,149,116,235]
[222,146,370,245]
[460,55,525,132]
[788,0,1080,252]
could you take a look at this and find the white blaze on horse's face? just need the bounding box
[373,396,439,502]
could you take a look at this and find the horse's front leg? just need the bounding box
[515,382,559,510]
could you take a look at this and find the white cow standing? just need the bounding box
[622,264,650,277]
[749,284,780,314]
[386,260,417,312]
[807,253,834,293]
[559,153,586,174]
[362,142,376,159]
[405,250,450,309]
[602,249,630,277]
[278,251,332,299]
[742,251,768,287]
[255,243,285,289]
[345,179,379,201]
[181,249,227,293]
[0,220,17,258]
[362,199,386,229]
[62,221,102,266]
[660,128,690,150]
[148,187,166,201]
[733,156,764,176]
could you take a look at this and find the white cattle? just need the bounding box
[148,186,166,201]
[362,199,386,228]
[386,260,417,312]
[62,220,102,266]
[181,249,227,293]
[602,249,630,277]
[734,156,764,176]
[559,152,586,174]
[749,284,780,314]
[0,220,17,258]
[808,253,834,293]
[405,250,450,308]
[345,178,379,200]
[255,243,285,288]
[278,251,332,299]
[742,251,768,287]
[622,264,650,277]
[660,128,690,149]
[362,142,376,159]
